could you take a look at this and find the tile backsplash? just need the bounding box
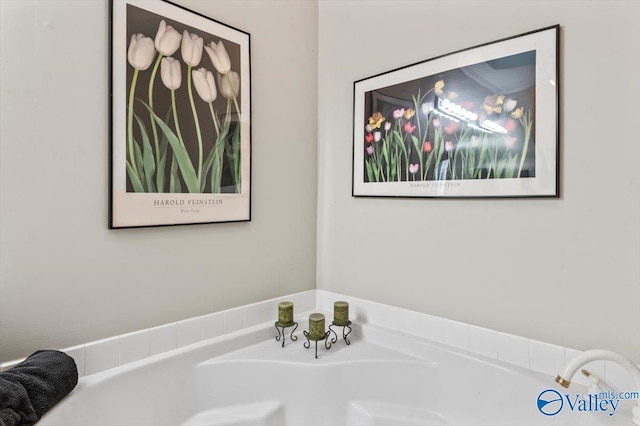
[315,290,636,392]
[1,288,636,393]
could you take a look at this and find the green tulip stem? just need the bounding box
[208,102,223,192]
[208,102,220,137]
[148,54,162,179]
[171,89,185,148]
[187,64,204,188]
[225,73,241,116]
[127,68,140,179]
[517,112,533,178]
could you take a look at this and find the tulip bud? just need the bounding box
[181,30,203,67]
[155,20,182,57]
[218,71,240,99]
[192,67,217,103]
[204,40,231,75]
[503,98,517,113]
[127,33,156,70]
[160,57,182,90]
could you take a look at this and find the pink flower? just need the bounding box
[384,121,391,131]
[445,140,454,152]
[444,121,459,135]
[393,108,405,119]
[403,121,416,134]
[505,119,517,133]
[365,133,374,143]
[366,146,374,155]
[432,118,440,127]
[409,163,419,174]
[423,141,432,153]
[504,136,517,149]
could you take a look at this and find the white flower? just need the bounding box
[204,40,231,75]
[155,20,182,57]
[504,98,517,113]
[218,71,240,99]
[160,57,181,90]
[181,30,203,67]
[127,33,155,70]
[192,68,217,103]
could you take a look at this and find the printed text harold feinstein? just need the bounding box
[153,199,223,207]
[409,182,462,188]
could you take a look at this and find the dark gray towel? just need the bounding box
[0,350,78,426]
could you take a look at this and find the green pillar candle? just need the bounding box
[278,301,293,325]
[308,313,326,340]
[334,301,349,325]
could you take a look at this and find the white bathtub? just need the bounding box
[39,322,634,425]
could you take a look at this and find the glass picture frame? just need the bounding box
[352,25,559,198]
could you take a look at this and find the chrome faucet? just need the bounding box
[555,349,640,425]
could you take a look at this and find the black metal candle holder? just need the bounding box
[328,321,352,345]
[303,330,331,359]
[274,321,298,348]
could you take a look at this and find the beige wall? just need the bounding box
[317,0,640,363]
[0,0,318,362]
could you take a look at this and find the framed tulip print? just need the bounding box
[109,0,251,228]
[352,25,559,198]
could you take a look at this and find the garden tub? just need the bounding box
[39,323,633,425]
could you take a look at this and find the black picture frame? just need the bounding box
[352,25,559,198]
[109,0,251,228]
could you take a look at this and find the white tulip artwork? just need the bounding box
[110,0,251,228]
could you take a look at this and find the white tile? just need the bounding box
[350,299,372,324]
[119,330,149,365]
[364,301,399,330]
[419,313,444,343]
[245,300,274,328]
[202,312,225,340]
[442,319,469,351]
[469,325,498,360]
[149,323,177,356]
[498,332,529,369]
[63,344,85,377]
[84,337,119,376]
[529,340,565,376]
[564,348,606,387]
[605,361,635,392]
[224,308,244,333]
[396,308,424,338]
[177,317,202,348]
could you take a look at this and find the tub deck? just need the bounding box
[39,323,634,426]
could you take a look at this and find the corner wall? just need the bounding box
[317,0,640,362]
[0,0,318,362]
